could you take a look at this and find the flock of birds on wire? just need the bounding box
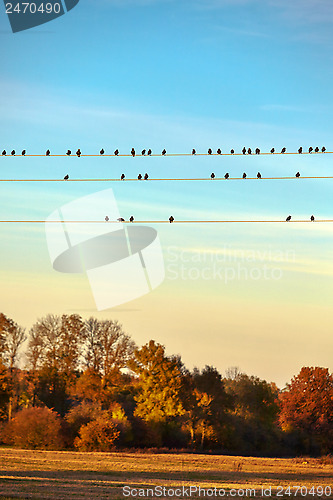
[109,215,315,223]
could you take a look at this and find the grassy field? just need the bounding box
[0,449,332,499]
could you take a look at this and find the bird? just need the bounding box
[147,149,152,156]
[286,215,292,221]
[138,174,142,180]
[224,173,229,179]
[66,150,71,156]
[76,149,81,157]
[211,172,215,179]
[64,174,69,180]
[100,149,105,155]
[270,148,275,154]
[21,150,26,156]
[308,147,313,153]
[310,215,315,221]
[117,217,125,222]
[322,147,326,152]
[144,173,149,180]
[242,147,246,155]
[208,148,212,155]
[46,149,50,156]
[295,172,300,178]
[242,172,247,179]
[281,147,286,153]
[131,148,136,157]
[162,149,166,155]
[169,216,174,223]
[141,149,146,156]
[11,150,15,156]
[114,149,119,156]
[121,173,125,180]
[105,216,109,221]
[129,216,134,222]
[1,150,6,156]
[230,149,235,154]
[192,149,196,155]
[247,148,252,155]
[257,172,261,179]
[255,148,260,155]
[314,147,319,153]
[298,147,303,154]
[217,148,222,155]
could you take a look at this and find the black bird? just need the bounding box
[114,149,119,156]
[162,149,166,155]
[1,150,6,156]
[322,147,326,153]
[138,174,142,180]
[281,147,286,153]
[105,216,109,221]
[21,150,26,156]
[66,150,71,156]
[242,147,246,155]
[298,147,303,154]
[192,149,196,155]
[129,216,135,222]
[217,148,222,155]
[141,149,146,156]
[46,149,50,156]
[286,215,292,221]
[100,149,105,155]
[211,172,215,179]
[208,148,212,155]
[117,217,125,222]
[64,174,69,180]
[131,148,136,157]
[147,149,152,156]
[310,215,315,221]
[308,147,313,153]
[121,173,125,180]
[230,149,235,154]
[314,147,319,153]
[224,173,229,179]
[257,172,261,179]
[242,172,247,179]
[76,149,81,157]
[270,148,275,154]
[144,173,149,180]
[247,148,252,155]
[11,150,15,156]
[255,148,260,155]
[295,172,300,178]
[169,216,174,223]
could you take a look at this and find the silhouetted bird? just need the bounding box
[217,148,222,155]
[310,215,315,221]
[147,149,152,155]
[169,216,174,223]
[66,150,71,156]
[192,149,196,155]
[295,172,300,178]
[46,150,50,156]
[131,148,136,157]
[105,216,109,221]
[211,173,215,179]
[286,215,291,221]
[255,148,260,155]
[64,174,69,180]
[247,148,252,155]
[11,150,15,156]
[121,173,125,180]
[1,150,6,156]
[144,173,149,180]
[230,149,235,154]
[76,149,81,157]
[141,149,146,156]
[242,147,246,155]
[314,147,319,153]
[129,216,134,222]
[162,149,166,155]
[322,147,326,152]
[224,173,229,179]
[117,218,125,222]
[100,149,104,155]
[21,150,26,156]
[114,149,119,156]
[308,147,313,153]
[298,147,303,154]
[242,172,247,179]
[281,147,286,153]
[270,148,275,154]
[138,174,142,180]
[208,148,212,155]
[257,172,261,179]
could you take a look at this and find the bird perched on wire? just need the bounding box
[141,149,146,156]
[138,174,142,180]
[308,147,313,153]
[129,216,134,222]
[147,149,152,156]
[169,216,174,223]
[131,148,136,157]
[1,150,6,156]
[192,149,196,155]
[21,150,26,156]
[270,148,275,154]
[298,147,303,154]
[11,150,15,156]
[248,148,252,155]
[242,147,246,155]
[224,173,229,179]
[255,148,260,155]
[286,215,292,221]
[100,149,105,155]
[211,173,215,179]
[76,149,81,157]
[242,172,247,179]
[64,174,69,180]
[117,217,125,222]
[144,173,149,180]
[46,149,50,156]
[322,147,326,152]
[208,148,212,155]
[66,150,71,156]
[314,147,319,153]
[230,149,235,154]
[257,172,261,179]
[217,148,222,155]
[162,149,167,155]
[121,173,125,180]
[310,215,315,221]
[105,216,109,221]
[281,147,286,153]
[295,172,300,178]
[114,149,119,156]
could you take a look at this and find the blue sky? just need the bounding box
[1,0,333,387]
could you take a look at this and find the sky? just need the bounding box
[1,0,333,388]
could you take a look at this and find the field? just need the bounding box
[0,449,332,500]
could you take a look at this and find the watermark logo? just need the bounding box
[45,189,165,310]
[3,0,80,33]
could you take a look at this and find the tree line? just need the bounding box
[0,312,332,456]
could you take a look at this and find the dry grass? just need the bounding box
[0,448,332,499]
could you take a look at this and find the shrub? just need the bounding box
[74,416,120,451]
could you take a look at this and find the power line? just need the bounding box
[0,219,331,224]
